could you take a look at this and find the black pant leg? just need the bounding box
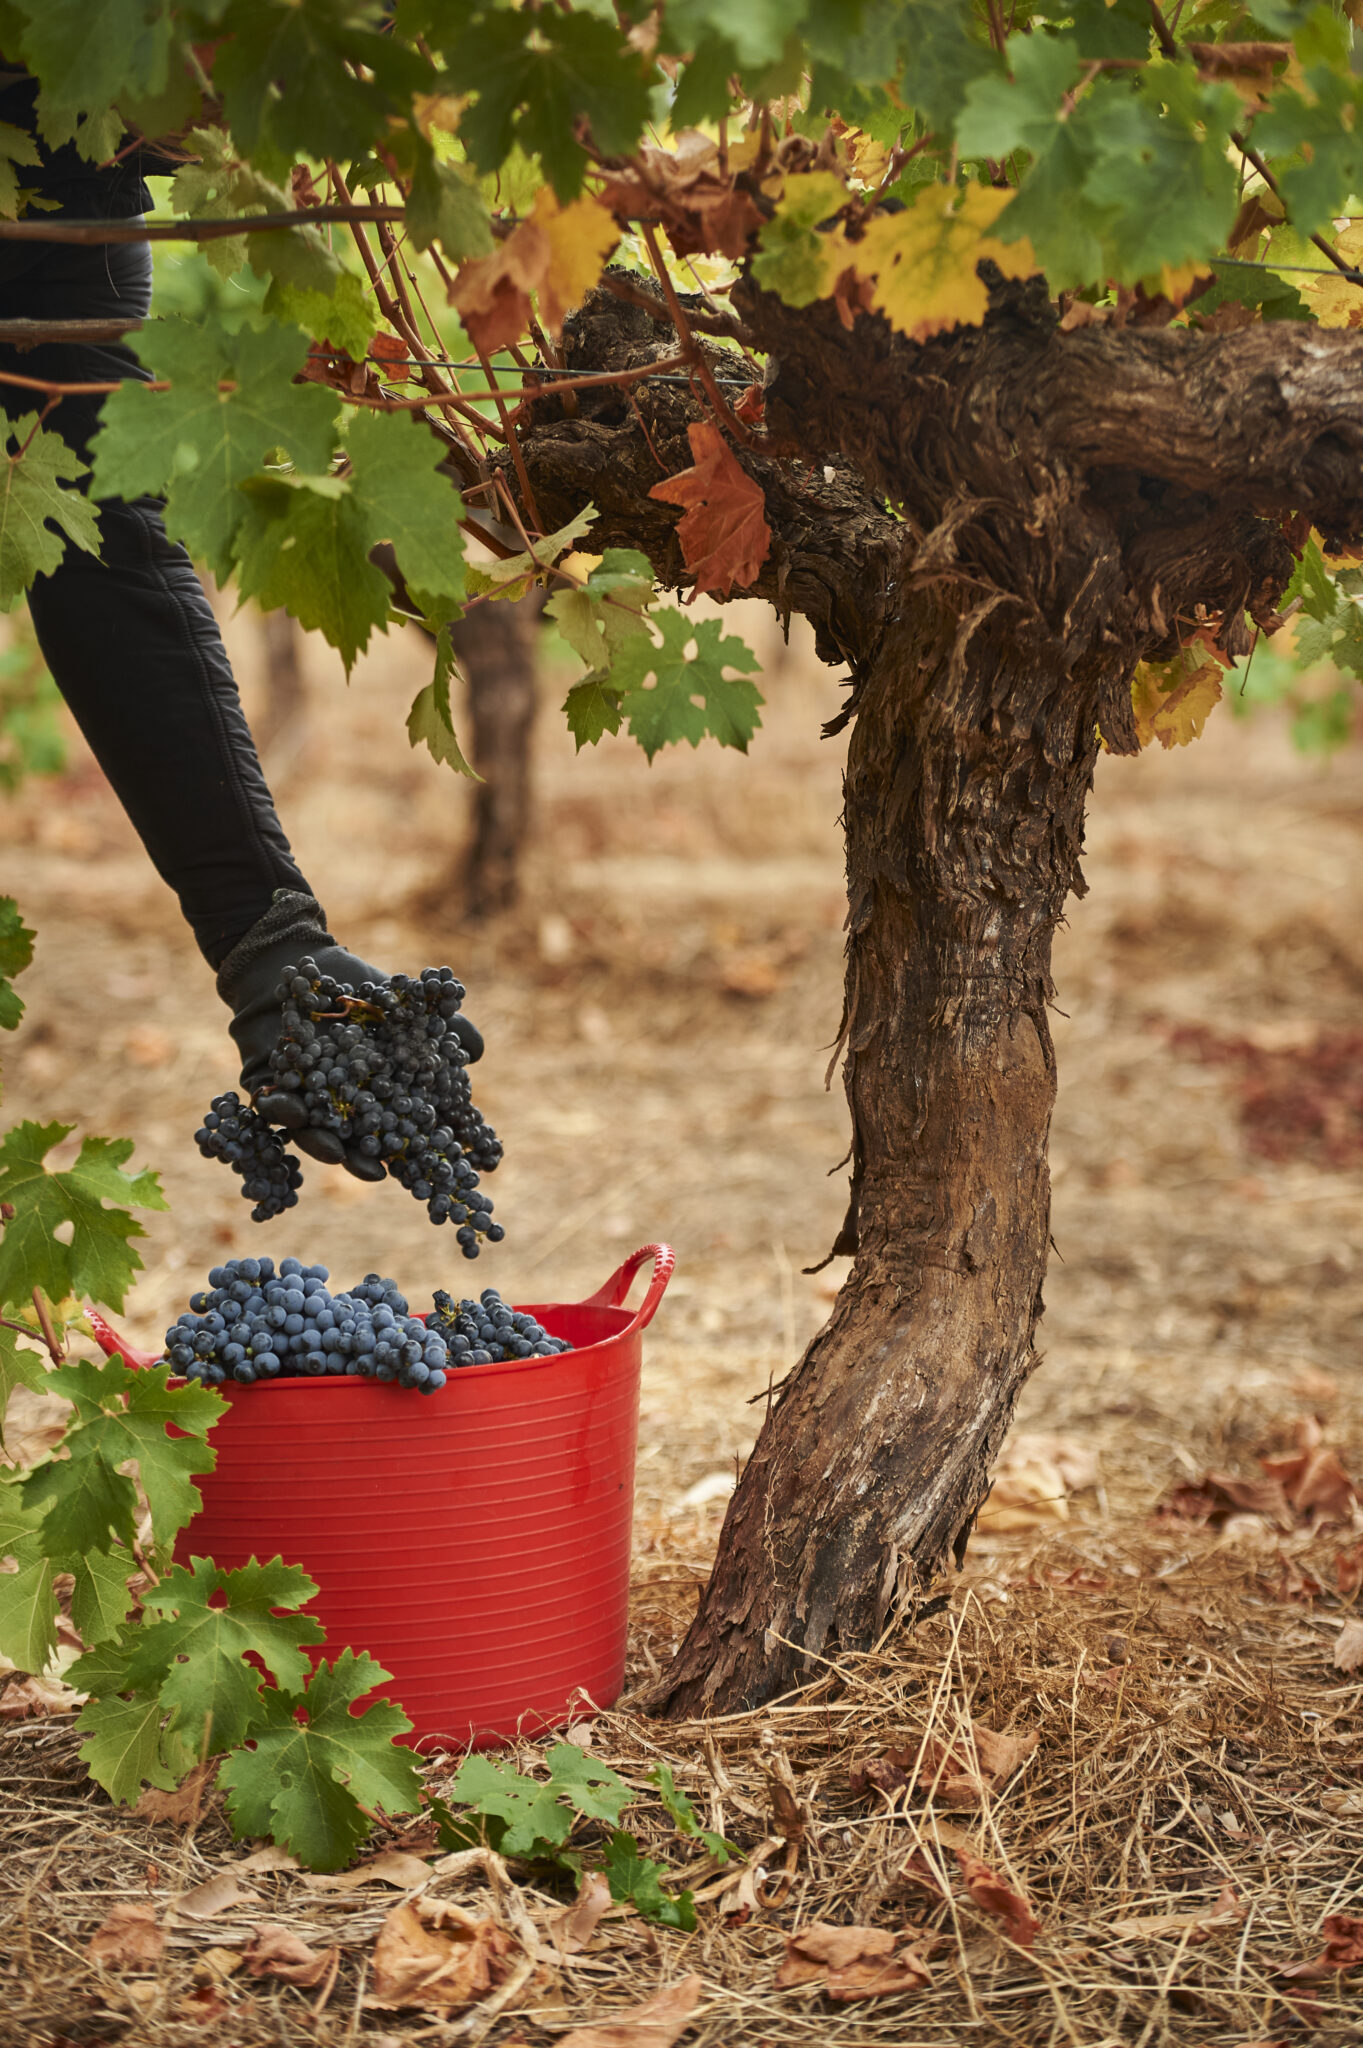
[0,235,312,966]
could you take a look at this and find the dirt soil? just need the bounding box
[3,600,1363,2045]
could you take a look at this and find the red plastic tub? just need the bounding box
[91,1244,672,1749]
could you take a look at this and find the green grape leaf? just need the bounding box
[441,7,653,199]
[211,0,432,163]
[545,547,653,668]
[1256,72,1363,238]
[89,317,338,581]
[649,1762,735,1862]
[232,475,392,674]
[0,894,35,1031]
[263,272,375,363]
[218,1649,422,1872]
[0,1121,167,1313]
[752,171,850,308]
[10,0,172,155]
[0,416,102,612]
[407,146,494,259]
[1188,262,1309,327]
[544,1742,635,1824]
[113,1556,323,1755]
[602,1830,697,1930]
[0,119,41,221]
[563,674,623,750]
[74,1691,179,1808]
[613,610,763,762]
[344,408,466,607]
[0,1563,57,1672]
[0,1321,47,1419]
[1067,0,1151,59]
[1081,64,1241,281]
[65,1545,136,1647]
[464,507,599,603]
[1286,535,1337,623]
[448,1751,574,1858]
[408,629,480,778]
[895,0,996,130]
[955,32,1081,166]
[663,0,794,70]
[19,1356,221,1554]
[1294,594,1363,678]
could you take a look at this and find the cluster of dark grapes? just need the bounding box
[196,961,504,1255]
[195,1093,303,1222]
[164,1260,571,1394]
[428,1288,572,1365]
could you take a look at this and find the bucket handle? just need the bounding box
[581,1243,675,1333]
[85,1303,164,1372]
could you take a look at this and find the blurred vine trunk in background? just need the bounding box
[449,591,544,920]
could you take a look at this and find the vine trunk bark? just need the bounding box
[650,598,1099,1715]
[451,594,541,921]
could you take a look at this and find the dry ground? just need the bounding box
[2,600,1362,2045]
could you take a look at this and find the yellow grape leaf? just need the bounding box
[852,184,1040,342]
[1131,656,1224,749]
[1300,222,1363,327]
[534,187,620,336]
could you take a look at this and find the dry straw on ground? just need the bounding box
[4,1478,1362,2048]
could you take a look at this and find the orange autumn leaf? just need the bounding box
[534,189,620,336]
[649,421,771,597]
[241,1922,337,1988]
[365,1897,518,2014]
[955,1847,1043,1947]
[450,217,549,356]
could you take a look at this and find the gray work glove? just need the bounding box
[215,891,482,1182]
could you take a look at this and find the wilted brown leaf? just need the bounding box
[1262,1416,1359,1528]
[1333,1618,1363,1671]
[1275,1913,1363,1982]
[307,1848,433,1892]
[1110,1884,1246,1943]
[2,1381,72,1468]
[775,1923,932,2001]
[557,1973,703,2047]
[978,1433,1097,1534]
[236,1844,300,1875]
[0,1673,80,1721]
[87,1901,165,1971]
[955,1848,1043,1948]
[366,1897,518,2013]
[135,1759,217,1826]
[548,1872,612,1956]
[173,1871,264,1921]
[853,1720,1036,1809]
[649,421,771,598]
[1159,1472,1294,1532]
[241,1922,336,1987]
[450,218,549,357]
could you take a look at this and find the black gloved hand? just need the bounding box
[215,891,483,1182]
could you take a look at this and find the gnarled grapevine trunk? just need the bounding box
[649,594,1101,1714]
[450,593,543,920]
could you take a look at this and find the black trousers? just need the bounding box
[0,234,311,968]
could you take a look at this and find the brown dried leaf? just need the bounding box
[1262,1417,1359,1528]
[2,1381,72,1469]
[978,1433,1094,1533]
[535,189,620,336]
[1334,1618,1363,1671]
[450,219,548,357]
[306,1848,433,1892]
[1110,1883,1246,1943]
[955,1848,1043,1948]
[241,1922,336,1987]
[366,1897,518,2014]
[648,421,771,598]
[236,1844,300,1875]
[135,1759,217,1826]
[775,1924,930,2001]
[87,1901,165,1971]
[1159,1472,1294,1532]
[848,1756,908,1799]
[1276,1913,1363,1982]
[173,1871,264,1921]
[0,1673,80,1721]
[548,1872,613,1956]
[557,1974,703,2048]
